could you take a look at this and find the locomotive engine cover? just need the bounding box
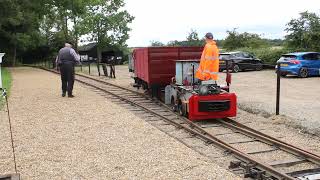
[175,60,200,85]
[188,93,237,120]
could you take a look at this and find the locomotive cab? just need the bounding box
[165,60,237,121]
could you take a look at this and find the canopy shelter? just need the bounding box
[77,43,120,78]
[78,43,124,65]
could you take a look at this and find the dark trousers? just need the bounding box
[60,63,75,95]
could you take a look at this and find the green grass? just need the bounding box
[0,68,12,109]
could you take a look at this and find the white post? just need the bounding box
[0,53,5,90]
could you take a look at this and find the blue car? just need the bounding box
[276,52,320,78]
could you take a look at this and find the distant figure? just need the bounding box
[56,42,80,98]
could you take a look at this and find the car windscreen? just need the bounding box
[279,55,297,61]
[219,54,231,60]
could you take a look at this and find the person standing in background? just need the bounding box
[56,42,80,98]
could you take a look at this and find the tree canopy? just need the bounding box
[150,29,206,47]
[285,11,320,51]
[149,29,273,49]
[223,28,270,50]
[1,2,319,66]
[0,0,134,66]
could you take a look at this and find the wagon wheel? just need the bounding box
[142,82,148,90]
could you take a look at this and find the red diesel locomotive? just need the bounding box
[130,47,237,121]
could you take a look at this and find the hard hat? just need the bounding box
[205,32,213,40]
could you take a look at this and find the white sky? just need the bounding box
[124,0,320,47]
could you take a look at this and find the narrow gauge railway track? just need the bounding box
[36,67,320,180]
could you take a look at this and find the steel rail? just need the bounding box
[32,66,318,179]
[71,72,295,180]
[219,118,320,165]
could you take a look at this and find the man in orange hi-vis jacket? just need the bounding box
[195,32,219,83]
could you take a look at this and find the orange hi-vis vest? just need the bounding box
[195,40,220,81]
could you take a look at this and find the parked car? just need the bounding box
[276,52,320,78]
[219,51,263,73]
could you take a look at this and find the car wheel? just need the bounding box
[299,67,308,78]
[232,64,240,73]
[256,64,263,71]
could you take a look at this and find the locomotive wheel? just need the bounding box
[178,103,187,117]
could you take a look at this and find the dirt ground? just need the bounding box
[0,67,240,179]
[79,65,320,135]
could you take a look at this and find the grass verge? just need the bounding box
[0,68,12,109]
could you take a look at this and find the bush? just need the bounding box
[236,47,292,64]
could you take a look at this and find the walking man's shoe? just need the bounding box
[62,93,66,97]
[68,94,75,98]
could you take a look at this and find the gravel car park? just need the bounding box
[217,70,320,135]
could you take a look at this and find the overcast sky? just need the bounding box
[124,0,320,47]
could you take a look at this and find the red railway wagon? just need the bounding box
[132,47,203,93]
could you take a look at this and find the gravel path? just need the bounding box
[0,67,240,179]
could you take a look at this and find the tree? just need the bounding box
[150,40,165,47]
[81,0,134,63]
[285,11,320,51]
[166,29,204,47]
[185,29,204,46]
[40,0,90,50]
[0,0,44,66]
[223,29,242,50]
[186,29,199,41]
[265,39,284,46]
[167,40,181,47]
[223,28,268,50]
[0,0,134,66]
